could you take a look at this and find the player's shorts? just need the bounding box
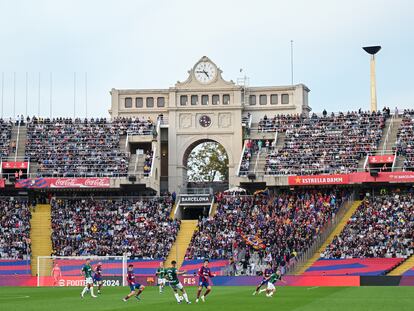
[169,282,184,290]
[93,276,102,283]
[158,278,166,285]
[198,279,210,288]
[259,279,268,287]
[85,277,93,285]
[267,282,275,290]
[129,283,142,292]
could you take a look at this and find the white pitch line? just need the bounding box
[307,286,320,290]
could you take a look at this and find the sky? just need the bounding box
[0,0,413,118]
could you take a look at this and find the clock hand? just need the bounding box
[203,70,209,78]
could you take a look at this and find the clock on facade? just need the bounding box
[199,115,212,127]
[194,61,217,84]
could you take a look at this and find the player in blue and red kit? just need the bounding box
[253,263,273,295]
[93,262,103,294]
[195,259,216,303]
[123,264,145,302]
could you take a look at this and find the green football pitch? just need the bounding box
[0,286,412,311]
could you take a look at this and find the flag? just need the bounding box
[253,188,269,196]
[241,233,266,250]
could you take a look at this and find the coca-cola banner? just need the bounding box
[15,177,111,189]
[288,174,350,185]
[368,155,395,164]
[2,162,29,169]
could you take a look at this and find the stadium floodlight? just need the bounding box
[362,45,381,112]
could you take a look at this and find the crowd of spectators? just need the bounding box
[115,117,155,136]
[239,140,255,176]
[262,111,386,175]
[143,150,154,176]
[0,119,12,158]
[321,192,414,259]
[395,109,414,171]
[186,190,347,273]
[51,197,179,259]
[0,199,31,259]
[25,118,121,177]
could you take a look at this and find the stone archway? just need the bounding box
[169,134,238,194]
[182,139,229,190]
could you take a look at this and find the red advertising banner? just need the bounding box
[2,162,29,169]
[349,171,414,183]
[288,171,414,186]
[15,177,111,189]
[0,179,4,188]
[368,155,395,164]
[288,174,350,185]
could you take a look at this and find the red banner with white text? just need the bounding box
[15,177,111,189]
[288,174,350,185]
[368,155,395,164]
[2,162,29,169]
[288,171,414,186]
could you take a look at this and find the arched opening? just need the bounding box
[183,139,229,194]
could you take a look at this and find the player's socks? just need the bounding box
[174,293,181,303]
[183,293,189,303]
[90,287,97,298]
[196,299,199,303]
[81,286,88,297]
[204,289,211,297]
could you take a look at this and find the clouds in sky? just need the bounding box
[0,0,412,117]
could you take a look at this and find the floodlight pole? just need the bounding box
[369,54,377,112]
[363,46,381,112]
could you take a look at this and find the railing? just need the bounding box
[236,165,414,177]
[253,150,260,175]
[148,147,156,178]
[14,122,21,162]
[287,192,356,275]
[382,113,395,155]
[237,140,247,176]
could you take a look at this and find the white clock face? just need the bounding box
[194,61,217,84]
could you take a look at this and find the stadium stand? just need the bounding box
[258,111,386,175]
[0,119,12,158]
[50,197,180,259]
[395,109,414,171]
[321,193,413,259]
[25,118,128,177]
[0,199,31,259]
[185,190,348,275]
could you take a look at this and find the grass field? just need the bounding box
[0,286,413,311]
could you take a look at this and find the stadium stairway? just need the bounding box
[164,220,198,269]
[387,254,414,276]
[295,200,362,275]
[30,204,53,276]
[209,203,218,217]
[170,203,177,219]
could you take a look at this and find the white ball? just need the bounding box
[179,296,184,301]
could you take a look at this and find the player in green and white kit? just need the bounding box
[156,262,167,293]
[165,260,191,304]
[265,269,285,297]
[80,259,97,298]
